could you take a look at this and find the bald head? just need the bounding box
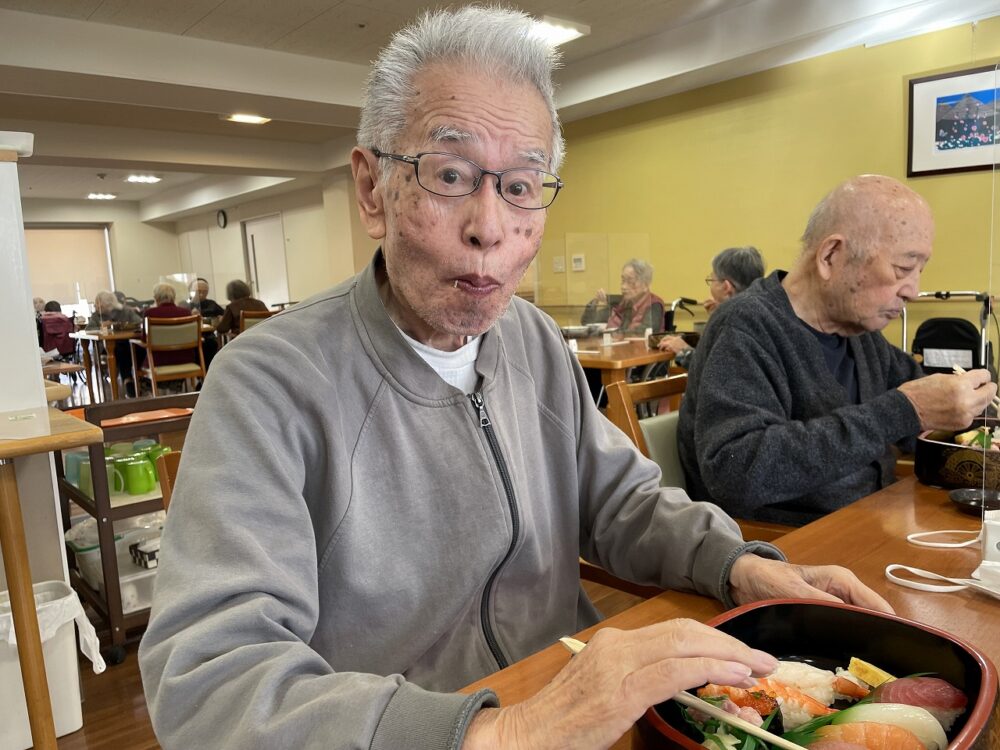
[801,175,932,262]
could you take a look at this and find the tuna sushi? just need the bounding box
[872,676,968,731]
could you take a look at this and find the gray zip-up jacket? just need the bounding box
[139,252,781,750]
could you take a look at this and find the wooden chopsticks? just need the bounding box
[951,365,1000,413]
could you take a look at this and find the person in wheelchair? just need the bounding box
[658,246,765,369]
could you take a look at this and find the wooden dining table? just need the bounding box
[575,336,674,387]
[69,330,135,401]
[0,408,103,749]
[462,476,999,749]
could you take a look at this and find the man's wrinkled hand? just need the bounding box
[728,555,893,614]
[898,370,996,431]
[463,620,777,750]
[657,335,692,354]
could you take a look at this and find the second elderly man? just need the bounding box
[680,174,996,526]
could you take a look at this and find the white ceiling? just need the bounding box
[3,0,1000,219]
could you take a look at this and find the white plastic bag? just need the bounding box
[0,582,105,674]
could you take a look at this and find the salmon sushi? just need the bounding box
[815,721,926,749]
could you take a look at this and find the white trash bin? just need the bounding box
[0,580,106,750]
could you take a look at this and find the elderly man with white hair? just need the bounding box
[140,10,893,750]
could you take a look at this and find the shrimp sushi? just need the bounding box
[699,677,833,729]
[814,721,926,749]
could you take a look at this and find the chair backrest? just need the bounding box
[145,314,201,350]
[605,375,790,542]
[605,375,688,488]
[156,450,182,511]
[239,309,274,332]
[40,313,75,355]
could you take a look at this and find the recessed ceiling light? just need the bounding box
[125,174,161,183]
[87,193,117,200]
[223,113,271,125]
[532,15,590,46]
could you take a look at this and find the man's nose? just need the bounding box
[462,175,505,250]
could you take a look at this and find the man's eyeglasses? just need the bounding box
[705,276,719,286]
[371,148,563,210]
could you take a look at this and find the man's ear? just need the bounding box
[721,279,736,299]
[815,234,847,281]
[351,147,386,240]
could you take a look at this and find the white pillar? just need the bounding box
[0,131,69,590]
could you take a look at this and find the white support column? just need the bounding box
[0,131,70,590]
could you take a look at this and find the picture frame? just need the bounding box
[908,63,1000,177]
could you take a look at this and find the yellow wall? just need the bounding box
[542,20,1000,347]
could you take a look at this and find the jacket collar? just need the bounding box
[352,249,501,404]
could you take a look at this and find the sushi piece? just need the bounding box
[813,721,925,749]
[699,677,833,729]
[696,684,779,719]
[788,703,948,750]
[872,676,968,732]
[772,661,870,706]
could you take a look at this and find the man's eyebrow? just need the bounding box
[521,149,549,167]
[429,125,477,144]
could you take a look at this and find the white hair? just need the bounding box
[94,290,122,310]
[152,284,176,304]
[357,6,564,177]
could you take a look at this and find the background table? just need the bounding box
[463,477,998,749]
[575,337,673,386]
[0,408,103,749]
[70,331,135,401]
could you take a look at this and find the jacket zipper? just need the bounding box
[469,390,520,670]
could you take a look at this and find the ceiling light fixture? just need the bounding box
[532,15,590,46]
[87,193,117,200]
[223,113,271,125]
[125,174,161,183]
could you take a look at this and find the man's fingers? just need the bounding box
[597,620,776,677]
[799,566,895,614]
[623,657,758,715]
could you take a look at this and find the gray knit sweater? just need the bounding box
[678,271,923,526]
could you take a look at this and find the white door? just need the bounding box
[244,214,289,308]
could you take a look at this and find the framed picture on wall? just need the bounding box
[908,63,1000,177]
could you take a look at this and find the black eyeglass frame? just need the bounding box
[370,147,564,210]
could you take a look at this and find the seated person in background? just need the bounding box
[87,290,143,380]
[184,277,224,368]
[214,279,268,336]
[140,11,891,749]
[140,283,200,369]
[38,301,75,359]
[87,290,142,330]
[185,277,225,319]
[590,259,664,334]
[658,245,765,368]
[679,174,996,527]
[33,296,45,315]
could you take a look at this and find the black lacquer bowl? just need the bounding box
[915,419,1000,491]
[639,600,998,749]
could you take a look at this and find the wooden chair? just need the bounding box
[239,309,274,333]
[156,451,182,512]
[605,375,792,544]
[130,315,206,397]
